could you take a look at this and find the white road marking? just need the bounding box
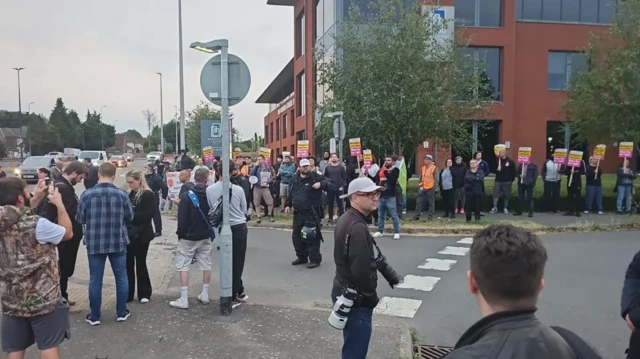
[396,275,440,292]
[457,237,473,245]
[418,258,457,271]
[438,246,470,256]
[374,297,422,318]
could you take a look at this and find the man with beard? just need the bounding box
[40,161,87,310]
[285,159,334,268]
[372,156,401,239]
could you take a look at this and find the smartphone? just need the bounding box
[45,178,54,194]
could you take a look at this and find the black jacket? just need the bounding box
[286,171,334,210]
[41,176,83,242]
[565,164,585,189]
[231,174,251,211]
[84,164,98,189]
[324,164,346,190]
[177,184,211,241]
[585,165,602,187]
[146,174,169,199]
[464,169,485,197]
[495,156,517,183]
[516,163,539,187]
[372,167,399,198]
[445,309,600,359]
[331,208,379,309]
[622,250,640,328]
[478,159,490,177]
[128,189,157,244]
[180,155,195,171]
[451,163,467,188]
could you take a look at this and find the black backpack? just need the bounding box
[207,188,232,228]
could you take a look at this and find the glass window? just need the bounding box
[324,0,334,30]
[599,0,614,23]
[542,0,561,21]
[297,72,306,116]
[283,114,288,138]
[454,0,476,26]
[478,47,501,101]
[290,114,295,136]
[296,13,304,58]
[479,0,502,27]
[316,0,324,39]
[301,14,306,56]
[341,0,377,21]
[265,126,269,144]
[561,0,580,22]
[522,0,542,20]
[580,0,599,22]
[548,51,587,90]
[276,119,280,141]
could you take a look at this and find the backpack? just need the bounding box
[551,326,602,359]
[186,190,215,241]
[207,187,233,228]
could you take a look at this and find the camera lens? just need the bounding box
[376,255,403,288]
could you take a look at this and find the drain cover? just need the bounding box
[414,344,454,359]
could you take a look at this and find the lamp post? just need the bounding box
[178,0,186,150]
[156,73,165,153]
[13,67,25,160]
[100,105,107,150]
[28,102,35,113]
[174,105,179,152]
[191,39,233,315]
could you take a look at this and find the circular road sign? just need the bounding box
[199,53,251,107]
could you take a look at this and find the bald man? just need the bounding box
[51,160,64,181]
[170,169,193,206]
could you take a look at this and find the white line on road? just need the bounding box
[374,297,423,318]
[417,258,457,271]
[396,275,441,292]
[438,246,470,256]
[457,237,473,245]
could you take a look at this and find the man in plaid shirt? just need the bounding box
[76,162,133,326]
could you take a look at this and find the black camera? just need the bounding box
[376,253,403,288]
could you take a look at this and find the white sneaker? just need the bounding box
[598,211,603,215]
[332,215,338,221]
[197,294,210,305]
[372,232,383,238]
[140,298,150,304]
[584,211,589,214]
[393,233,400,240]
[169,297,189,309]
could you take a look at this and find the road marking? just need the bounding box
[396,275,440,292]
[438,246,470,256]
[418,258,457,271]
[374,297,422,318]
[457,237,473,245]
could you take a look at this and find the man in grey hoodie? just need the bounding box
[277,156,296,212]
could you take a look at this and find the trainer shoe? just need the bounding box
[232,299,243,309]
[393,233,400,240]
[169,297,189,309]
[236,293,249,302]
[372,232,383,238]
[85,314,100,326]
[117,309,131,322]
[140,298,150,304]
[197,294,210,305]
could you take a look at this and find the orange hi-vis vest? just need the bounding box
[420,164,436,190]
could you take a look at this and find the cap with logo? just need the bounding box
[300,159,311,167]
[340,177,384,199]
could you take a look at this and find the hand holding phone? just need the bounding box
[45,178,54,195]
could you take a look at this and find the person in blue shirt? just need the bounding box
[145,165,168,237]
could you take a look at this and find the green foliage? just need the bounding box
[123,129,143,139]
[565,0,640,144]
[185,101,222,155]
[0,141,8,158]
[164,142,174,154]
[315,0,487,157]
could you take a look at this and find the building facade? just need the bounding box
[260,0,618,172]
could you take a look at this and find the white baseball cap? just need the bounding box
[340,177,384,199]
[299,159,310,166]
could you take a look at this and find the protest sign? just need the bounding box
[553,148,567,165]
[349,138,362,157]
[517,147,531,164]
[202,146,214,162]
[619,142,634,159]
[297,140,309,158]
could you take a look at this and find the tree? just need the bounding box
[123,129,143,139]
[315,0,486,156]
[48,98,75,148]
[564,0,640,144]
[142,109,157,147]
[185,101,222,155]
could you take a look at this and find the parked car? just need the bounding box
[79,150,108,167]
[124,153,134,162]
[147,151,162,162]
[109,155,128,168]
[15,156,55,184]
[46,151,64,160]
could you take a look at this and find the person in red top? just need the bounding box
[371,156,401,240]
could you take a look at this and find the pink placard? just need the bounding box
[350,148,362,157]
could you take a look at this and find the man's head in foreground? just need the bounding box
[468,225,548,316]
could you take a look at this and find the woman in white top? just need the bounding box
[192,157,209,173]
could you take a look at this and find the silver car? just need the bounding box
[15,156,56,184]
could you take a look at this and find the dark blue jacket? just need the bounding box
[176,184,211,241]
[478,160,490,177]
[145,174,169,199]
[622,250,640,328]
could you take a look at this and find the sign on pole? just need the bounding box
[619,142,634,159]
[200,119,223,156]
[553,148,567,164]
[199,53,251,107]
[568,151,583,167]
[297,140,309,158]
[259,147,271,165]
[494,144,506,156]
[349,138,362,157]
[517,147,531,164]
[202,146,215,162]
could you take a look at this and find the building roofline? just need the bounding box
[256,58,295,104]
[266,0,294,6]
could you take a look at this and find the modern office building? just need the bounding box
[257,0,617,172]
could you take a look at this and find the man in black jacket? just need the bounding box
[332,177,384,359]
[514,161,539,217]
[285,158,334,268]
[622,250,640,358]
[145,165,169,236]
[490,149,516,214]
[564,162,585,217]
[324,153,346,223]
[83,158,99,189]
[41,161,87,308]
[445,225,601,359]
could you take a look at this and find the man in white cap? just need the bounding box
[332,177,384,358]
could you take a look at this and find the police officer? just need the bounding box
[285,158,334,269]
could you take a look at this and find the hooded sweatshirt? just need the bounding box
[177,183,211,241]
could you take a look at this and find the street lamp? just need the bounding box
[100,105,107,150]
[28,102,35,113]
[190,38,233,315]
[156,73,164,153]
[12,67,25,161]
[177,0,186,150]
[174,105,179,152]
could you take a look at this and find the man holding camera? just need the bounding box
[332,177,385,359]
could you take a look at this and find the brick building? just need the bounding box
[259,0,619,173]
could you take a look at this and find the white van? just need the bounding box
[79,150,108,166]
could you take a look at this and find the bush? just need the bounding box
[405,174,638,212]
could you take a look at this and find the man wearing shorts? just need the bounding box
[490,149,516,214]
[0,177,74,358]
[250,155,275,223]
[277,155,296,212]
[171,168,213,309]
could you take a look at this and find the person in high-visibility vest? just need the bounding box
[413,154,437,220]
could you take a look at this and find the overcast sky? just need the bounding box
[0,0,292,140]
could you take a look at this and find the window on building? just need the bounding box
[455,0,502,27]
[325,0,335,28]
[296,12,304,58]
[264,125,269,144]
[297,72,306,117]
[283,146,288,153]
[297,130,306,141]
[461,47,502,101]
[282,114,288,139]
[546,121,588,160]
[316,0,324,39]
[516,0,616,24]
[270,123,274,145]
[547,51,588,90]
[290,113,295,137]
[276,119,280,141]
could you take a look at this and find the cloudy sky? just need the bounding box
[0,0,293,140]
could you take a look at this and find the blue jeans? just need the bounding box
[617,185,633,212]
[402,194,407,210]
[585,185,603,212]
[377,197,400,234]
[88,249,129,320]
[342,307,373,359]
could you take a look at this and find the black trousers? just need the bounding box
[153,193,162,233]
[517,184,534,214]
[126,240,152,302]
[292,209,322,264]
[441,189,455,216]
[543,180,561,213]
[465,195,483,221]
[627,330,640,358]
[58,234,82,300]
[326,189,345,218]
[231,223,248,297]
[567,186,582,213]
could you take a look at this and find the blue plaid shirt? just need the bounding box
[76,182,133,255]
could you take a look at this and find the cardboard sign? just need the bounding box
[568,150,583,167]
[517,147,532,164]
[553,148,567,165]
[362,149,373,170]
[593,144,606,160]
[494,144,506,156]
[166,170,216,200]
[202,146,214,162]
[619,142,634,159]
[259,147,272,165]
[260,171,270,187]
[349,138,362,157]
[297,140,309,158]
[282,151,291,157]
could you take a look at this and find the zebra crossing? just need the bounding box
[373,237,474,319]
